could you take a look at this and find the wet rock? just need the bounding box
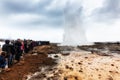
[98,74,101,76]
[69,67,73,71]
[79,70,83,73]
[48,68,53,71]
[109,71,113,73]
[61,53,70,56]
[54,55,59,58]
[88,63,91,65]
[115,71,119,73]
[74,76,78,80]
[78,62,82,65]
[58,70,63,74]
[84,57,88,59]
[65,65,69,69]
[52,77,59,80]
[64,75,82,80]
[111,64,114,66]
[65,65,73,71]
[96,68,99,71]
[97,53,111,56]
[98,77,101,79]
[64,77,67,80]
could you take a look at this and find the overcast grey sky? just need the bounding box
[0,0,120,42]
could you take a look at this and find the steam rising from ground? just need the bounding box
[63,1,89,46]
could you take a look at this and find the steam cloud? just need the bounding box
[63,1,89,46]
[63,0,120,45]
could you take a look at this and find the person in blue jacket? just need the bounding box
[0,51,7,68]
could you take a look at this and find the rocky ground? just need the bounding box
[1,43,120,80]
[0,45,58,80]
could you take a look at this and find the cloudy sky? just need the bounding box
[0,0,120,43]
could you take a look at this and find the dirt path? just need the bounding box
[0,53,55,80]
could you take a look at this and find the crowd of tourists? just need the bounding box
[0,39,39,71]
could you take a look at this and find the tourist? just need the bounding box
[21,41,24,54]
[14,39,22,62]
[2,40,13,67]
[24,39,28,53]
[0,51,7,69]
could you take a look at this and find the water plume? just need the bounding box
[62,2,89,46]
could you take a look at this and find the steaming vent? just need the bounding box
[62,3,91,46]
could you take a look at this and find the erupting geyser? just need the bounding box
[63,4,89,46]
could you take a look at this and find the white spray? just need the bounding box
[62,1,89,46]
